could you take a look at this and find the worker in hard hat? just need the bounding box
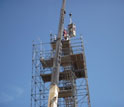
[63,28,68,40]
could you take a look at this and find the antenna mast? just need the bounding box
[48,0,66,107]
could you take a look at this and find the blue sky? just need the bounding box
[0,0,124,107]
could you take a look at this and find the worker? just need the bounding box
[63,28,68,40]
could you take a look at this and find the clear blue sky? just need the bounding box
[0,0,124,107]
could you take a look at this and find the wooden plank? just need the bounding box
[58,90,73,98]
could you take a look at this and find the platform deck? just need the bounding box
[40,69,86,83]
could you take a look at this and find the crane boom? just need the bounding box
[48,0,66,107]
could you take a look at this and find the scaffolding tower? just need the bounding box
[31,36,91,107]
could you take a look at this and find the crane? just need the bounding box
[48,0,66,107]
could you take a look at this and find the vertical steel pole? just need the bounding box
[51,0,66,85]
[48,0,66,107]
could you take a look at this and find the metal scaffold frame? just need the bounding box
[31,36,91,107]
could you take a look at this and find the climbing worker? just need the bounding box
[63,28,68,40]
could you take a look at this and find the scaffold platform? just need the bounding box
[40,69,86,82]
[40,53,85,69]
